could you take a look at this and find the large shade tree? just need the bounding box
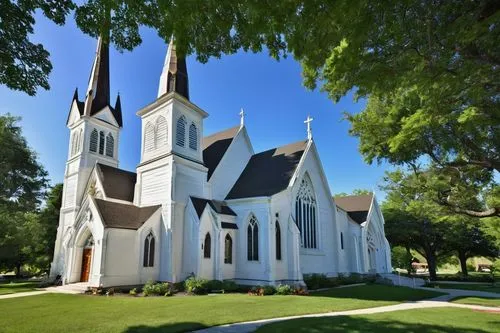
[2,1,498,216]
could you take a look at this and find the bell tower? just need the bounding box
[50,36,123,278]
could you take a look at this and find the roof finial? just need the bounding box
[239,108,245,128]
[304,115,313,140]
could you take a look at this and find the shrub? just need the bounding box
[262,285,276,295]
[173,281,185,292]
[275,284,294,295]
[129,288,137,296]
[221,280,238,293]
[106,288,115,296]
[294,287,309,296]
[303,273,330,290]
[143,280,171,296]
[248,286,263,296]
[185,277,209,295]
[164,289,174,297]
[206,280,223,291]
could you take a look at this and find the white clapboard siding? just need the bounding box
[64,176,77,207]
[140,167,169,205]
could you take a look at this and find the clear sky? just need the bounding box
[0,13,392,200]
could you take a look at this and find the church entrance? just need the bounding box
[79,235,94,282]
[80,249,92,282]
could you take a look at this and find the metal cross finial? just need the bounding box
[240,108,245,128]
[304,115,313,140]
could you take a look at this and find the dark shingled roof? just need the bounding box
[94,199,160,230]
[226,140,308,200]
[335,194,373,224]
[190,197,237,218]
[97,163,137,202]
[202,126,240,180]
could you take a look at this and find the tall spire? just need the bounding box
[158,38,189,100]
[84,36,110,116]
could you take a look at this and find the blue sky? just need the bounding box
[0,14,392,200]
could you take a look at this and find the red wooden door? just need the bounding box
[80,248,92,282]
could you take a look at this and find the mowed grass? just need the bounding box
[0,281,39,295]
[0,285,442,333]
[427,282,500,293]
[255,308,500,333]
[452,296,500,307]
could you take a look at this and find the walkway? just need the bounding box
[192,287,500,333]
[0,290,49,299]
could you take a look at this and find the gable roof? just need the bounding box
[190,196,237,218]
[335,194,373,224]
[226,140,307,200]
[94,199,160,230]
[202,126,240,180]
[97,163,137,202]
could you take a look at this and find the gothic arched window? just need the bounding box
[77,129,83,153]
[247,214,259,261]
[224,234,233,264]
[276,221,282,260]
[203,232,211,258]
[71,133,78,156]
[143,232,155,267]
[98,131,105,155]
[144,122,155,152]
[89,129,98,152]
[176,116,187,147]
[155,116,168,148]
[189,123,197,150]
[295,175,317,249]
[105,133,114,157]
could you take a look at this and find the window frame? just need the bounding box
[203,232,211,259]
[247,214,259,261]
[143,232,155,267]
[224,233,233,264]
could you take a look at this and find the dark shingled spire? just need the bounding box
[85,36,110,115]
[158,38,189,100]
[113,94,123,127]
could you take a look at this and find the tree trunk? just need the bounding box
[458,252,468,277]
[405,246,413,275]
[426,252,438,281]
[15,263,21,278]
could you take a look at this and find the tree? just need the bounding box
[0,1,74,95]
[382,170,452,280]
[335,189,372,197]
[445,216,498,276]
[37,184,63,272]
[0,114,48,210]
[0,114,48,275]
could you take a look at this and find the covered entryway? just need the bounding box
[80,235,94,282]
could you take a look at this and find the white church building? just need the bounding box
[50,38,391,287]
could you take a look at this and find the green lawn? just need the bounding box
[256,308,500,333]
[452,296,500,307]
[427,282,500,293]
[0,285,442,333]
[0,281,39,295]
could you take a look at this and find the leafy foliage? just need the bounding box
[143,280,171,296]
[0,0,74,95]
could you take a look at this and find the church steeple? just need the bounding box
[158,38,189,100]
[84,35,110,116]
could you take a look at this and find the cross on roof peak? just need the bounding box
[304,115,313,140]
[239,108,245,128]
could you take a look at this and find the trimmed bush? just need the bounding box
[185,277,209,295]
[129,288,137,296]
[221,280,238,292]
[275,284,294,295]
[143,281,171,296]
[262,285,276,295]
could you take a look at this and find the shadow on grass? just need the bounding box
[123,322,206,333]
[309,284,443,302]
[255,315,500,333]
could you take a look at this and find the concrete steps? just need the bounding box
[45,282,89,294]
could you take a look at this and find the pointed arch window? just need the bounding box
[176,116,187,147]
[105,133,114,157]
[71,133,78,156]
[247,214,259,261]
[77,129,83,153]
[143,232,155,267]
[155,116,168,148]
[189,123,197,150]
[203,233,211,258]
[224,234,233,264]
[89,129,98,152]
[144,122,155,152]
[276,221,282,260]
[295,175,317,249]
[98,131,105,155]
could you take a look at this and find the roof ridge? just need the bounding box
[203,125,240,140]
[253,139,308,157]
